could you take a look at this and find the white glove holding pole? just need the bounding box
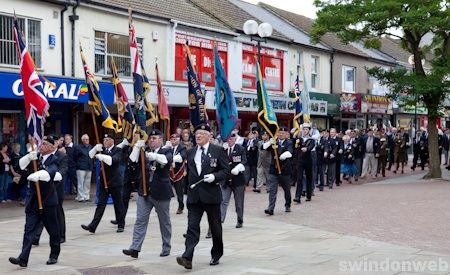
[145,152,157,161]
[222,142,229,150]
[89,144,103,159]
[129,140,145,163]
[19,151,38,170]
[54,172,63,181]
[231,163,245,175]
[27,170,51,182]
[116,138,129,149]
[153,153,168,165]
[173,154,183,163]
[96,154,112,166]
[204,174,215,183]
[263,138,275,150]
[163,141,172,149]
[279,151,292,161]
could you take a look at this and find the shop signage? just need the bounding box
[175,33,228,87]
[362,94,392,114]
[0,71,114,104]
[400,105,427,115]
[340,93,361,113]
[309,100,327,116]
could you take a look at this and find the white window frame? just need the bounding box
[342,65,356,93]
[0,13,42,68]
[311,55,319,89]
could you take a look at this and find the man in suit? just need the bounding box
[81,134,125,233]
[315,130,327,191]
[360,129,380,179]
[243,129,258,187]
[411,130,422,170]
[33,135,68,245]
[64,134,77,195]
[294,123,316,203]
[221,133,247,228]
[168,133,187,214]
[176,124,230,270]
[123,129,173,258]
[9,136,60,267]
[263,126,293,215]
[335,132,344,186]
[350,130,363,181]
[325,128,339,189]
[255,131,271,193]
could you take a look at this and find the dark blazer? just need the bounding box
[342,143,356,164]
[102,146,123,188]
[243,138,259,166]
[268,139,293,175]
[225,144,247,187]
[140,147,174,200]
[54,150,68,201]
[325,137,339,163]
[65,145,76,169]
[186,143,230,204]
[25,153,59,210]
[442,135,449,150]
[361,136,381,155]
[172,144,187,173]
[296,137,315,164]
[74,144,93,171]
[316,137,327,164]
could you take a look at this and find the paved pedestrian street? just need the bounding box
[2,169,450,274]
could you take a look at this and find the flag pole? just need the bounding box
[90,108,109,190]
[31,142,44,210]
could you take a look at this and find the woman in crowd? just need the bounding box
[9,143,26,202]
[0,142,11,202]
[393,132,408,174]
[341,135,357,184]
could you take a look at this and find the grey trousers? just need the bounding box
[267,174,291,211]
[130,196,171,253]
[354,158,363,178]
[220,184,245,224]
[327,162,336,188]
[256,164,270,190]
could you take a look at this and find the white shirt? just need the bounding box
[195,142,210,175]
[41,153,52,164]
[66,142,73,148]
[173,145,178,154]
[105,145,114,153]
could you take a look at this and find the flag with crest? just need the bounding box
[256,60,279,139]
[13,16,50,147]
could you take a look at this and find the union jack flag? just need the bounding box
[13,16,49,147]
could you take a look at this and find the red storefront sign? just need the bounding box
[175,33,228,87]
[242,44,284,93]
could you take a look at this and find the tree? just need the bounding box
[311,0,450,178]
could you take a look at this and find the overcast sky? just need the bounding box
[242,0,319,18]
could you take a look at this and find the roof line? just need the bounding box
[170,19,239,36]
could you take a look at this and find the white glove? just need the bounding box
[145,152,157,161]
[96,154,112,166]
[231,163,245,175]
[231,166,240,175]
[164,141,173,148]
[94,144,103,152]
[173,154,183,163]
[324,152,328,158]
[19,151,38,170]
[263,138,275,149]
[116,138,129,149]
[89,144,103,158]
[204,174,215,183]
[27,170,51,182]
[301,147,307,152]
[129,146,141,163]
[330,154,335,159]
[222,142,229,150]
[338,149,343,154]
[134,140,146,149]
[54,172,62,181]
[154,153,168,165]
[279,151,292,161]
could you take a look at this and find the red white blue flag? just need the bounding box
[13,16,49,147]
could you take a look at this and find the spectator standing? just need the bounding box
[75,134,93,202]
[64,134,77,195]
[0,143,11,202]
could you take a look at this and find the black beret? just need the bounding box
[194,123,211,133]
[279,126,289,132]
[170,133,180,138]
[43,136,55,145]
[103,134,114,139]
[149,129,162,136]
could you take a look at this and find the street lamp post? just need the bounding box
[243,20,273,64]
[408,55,418,132]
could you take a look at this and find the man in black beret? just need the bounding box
[177,124,230,269]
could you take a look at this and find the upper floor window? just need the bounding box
[311,55,319,88]
[94,31,142,77]
[0,14,41,67]
[342,65,356,93]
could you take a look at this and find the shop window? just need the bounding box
[342,65,356,93]
[311,55,319,88]
[0,15,41,67]
[94,31,143,77]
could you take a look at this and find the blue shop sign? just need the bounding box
[0,71,114,104]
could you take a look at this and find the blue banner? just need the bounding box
[0,71,114,104]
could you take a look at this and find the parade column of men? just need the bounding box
[168,133,187,215]
[294,123,315,203]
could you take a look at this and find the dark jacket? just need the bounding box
[342,143,355,164]
[65,145,76,169]
[24,153,59,210]
[225,144,247,187]
[172,144,187,173]
[243,138,259,166]
[54,150,68,201]
[269,139,294,175]
[123,146,140,190]
[101,146,123,188]
[296,137,315,164]
[140,147,174,200]
[316,137,327,164]
[442,134,449,151]
[186,143,230,204]
[75,144,93,171]
[325,137,339,163]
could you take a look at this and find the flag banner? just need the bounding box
[293,74,303,137]
[14,17,50,147]
[80,44,118,132]
[156,62,170,140]
[256,60,279,139]
[111,58,135,139]
[302,68,311,123]
[185,44,208,128]
[214,45,238,141]
[129,19,158,137]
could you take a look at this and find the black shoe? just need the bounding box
[60,238,66,244]
[205,230,212,239]
[176,256,192,269]
[319,187,324,191]
[285,206,291,212]
[293,198,300,204]
[210,258,220,265]
[122,249,139,258]
[32,239,39,246]
[160,251,170,257]
[301,191,306,197]
[117,227,124,233]
[81,224,95,233]
[306,198,311,201]
[46,258,57,265]
[110,220,118,225]
[264,209,274,215]
[236,222,243,228]
[9,257,27,267]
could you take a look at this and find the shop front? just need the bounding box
[339,93,364,131]
[309,92,340,130]
[362,94,393,130]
